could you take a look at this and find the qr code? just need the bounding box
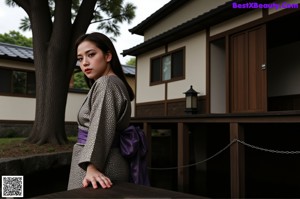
[2,176,24,198]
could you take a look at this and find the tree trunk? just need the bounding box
[27,51,71,145]
[12,0,132,145]
[27,77,69,145]
[21,0,97,145]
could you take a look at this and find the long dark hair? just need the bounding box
[75,32,134,101]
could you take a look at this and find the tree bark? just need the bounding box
[12,0,108,145]
[28,71,70,144]
[24,0,98,145]
[26,0,73,144]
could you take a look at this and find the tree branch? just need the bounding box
[73,1,96,37]
[90,14,123,24]
[71,0,97,50]
[51,0,72,48]
[11,0,30,14]
[68,0,97,77]
[30,0,52,40]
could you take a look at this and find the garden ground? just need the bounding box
[0,137,76,158]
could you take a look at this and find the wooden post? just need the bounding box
[177,122,189,192]
[230,123,245,198]
[143,122,152,169]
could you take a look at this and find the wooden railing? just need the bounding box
[36,182,205,198]
[130,111,300,198]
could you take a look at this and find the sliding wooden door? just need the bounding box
[230,25,267,113]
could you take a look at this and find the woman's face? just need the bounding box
[77,40,112,80]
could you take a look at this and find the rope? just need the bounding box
[148,138,300,170]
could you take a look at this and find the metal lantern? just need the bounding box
[184,85,199,114]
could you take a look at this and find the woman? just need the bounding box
[67,32,134,190]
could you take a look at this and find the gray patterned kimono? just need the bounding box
[67,75,131,190]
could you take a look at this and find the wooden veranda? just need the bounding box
[36,181,205,198]
[130,111,300,198]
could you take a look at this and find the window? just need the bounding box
[151,58,161,83]
[27,72,36,95]
[162,55,171,81]
[0,70,12,93]
[12,71,27,94]
[150,48,185,84]
[0,67,36,97]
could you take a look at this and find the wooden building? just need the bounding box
[0,42,135,136]
[123,0,300,198]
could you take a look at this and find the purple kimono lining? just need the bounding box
[77,128,88,144]
[76,125,150,186]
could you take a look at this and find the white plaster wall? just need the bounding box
[269,0,300,14]
[167,31,206,99]
[0,59,34,71]
[136,47,165,103]
[210,40,226,113]
[144,0,229,40]
[65,92,86,122]
[210,9,263,36]
[66,93,136,120]
[130,100,135,117]
[0,96,36,120]
[0,92,86,122]
[136,32,206,103]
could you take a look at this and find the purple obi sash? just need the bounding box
[77,128,119,147]
[77,128,88,144]
[119,125,150,186]
[76,125,150,186]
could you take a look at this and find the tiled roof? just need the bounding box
[123,0,278,56]
[129,0,187,35]
[0,42,33,61]
[121,64,135,76]
[0,42,135,76]
[123,0,265,56]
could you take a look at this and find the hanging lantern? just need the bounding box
[183,85,199,114]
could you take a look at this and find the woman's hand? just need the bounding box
[82,163,113,189]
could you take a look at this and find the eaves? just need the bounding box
[129,0,189,35]
[123,0,275,57]
[0,55,34,63]
[0,42,34,63]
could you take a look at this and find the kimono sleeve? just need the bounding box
[78,78,124,171]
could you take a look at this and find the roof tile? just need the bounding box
[0,42,33,61]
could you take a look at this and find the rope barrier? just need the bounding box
[148,138,300,170]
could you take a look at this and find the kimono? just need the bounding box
[67,75,131,190]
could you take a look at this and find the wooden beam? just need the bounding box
[37,182,203,198]
[230,122,245,198]
[143,122,152,167]
[177,122,189,192]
